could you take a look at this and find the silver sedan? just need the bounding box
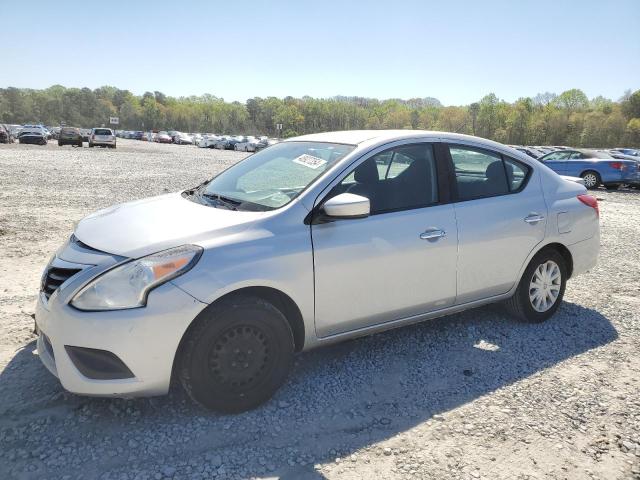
[35,130,600,412]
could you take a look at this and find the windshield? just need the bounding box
[201,141,355,210]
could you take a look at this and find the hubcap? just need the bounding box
[583,173,597,188]
[208,325,269,389]
[529,260,562,312]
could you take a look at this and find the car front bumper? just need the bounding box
[35,281,206,397]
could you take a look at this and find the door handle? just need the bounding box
[420,229,446,240]
[524,213,545,224]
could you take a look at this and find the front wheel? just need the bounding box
[505,249,567,323]
[178,295,294,413]
[581,171,600,190]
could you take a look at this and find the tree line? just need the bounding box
[1,85,639,147]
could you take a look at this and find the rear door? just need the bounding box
[446,144,547,303]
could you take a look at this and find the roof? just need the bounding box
[286,129,515,152]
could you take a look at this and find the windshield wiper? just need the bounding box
[201,193,242,211]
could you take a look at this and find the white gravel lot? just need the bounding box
[0,139,639,480]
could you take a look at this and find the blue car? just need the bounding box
[538,149,638,190]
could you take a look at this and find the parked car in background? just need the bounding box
[0,124,12,143]
[213,136,231,149]
[79,129,91,142]
[197,134,218,148]
[612,148,639,157]
[155,132,172,143]
[234,136,260,152]
[225,136,243,150]
[607,151,640,189]
[89,128,116,148]
[173,132,194,145]
[58,127,83,147]
[131,131,144,140]
[18,128,47,145]
[538,148,637,189]
[511,146,544,159]
[35,130,600,413]
[9,125,22,140]
[254,138,280,151]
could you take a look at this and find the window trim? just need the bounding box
[308,140,449,224]
[444,143,532,203]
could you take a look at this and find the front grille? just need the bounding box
[41,267,81,300]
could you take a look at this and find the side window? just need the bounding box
[449,146,509,200]
[329,143,438,214]
[569,152,583,159]
[543,151,570,161]
[503,157,530,192]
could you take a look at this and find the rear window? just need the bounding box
[61,128,79,134]
[590,150,613,159]
[94,129,112,135]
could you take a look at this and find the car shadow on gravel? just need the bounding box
[0,301,618,479]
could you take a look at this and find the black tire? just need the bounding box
[505,248,567,323]
[89,143,93,148]
[58,142,62,147]
[580,170,600,190]
[178,295,294,413]
[77,142,82,147]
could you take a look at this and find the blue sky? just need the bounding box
[1,0,638,105]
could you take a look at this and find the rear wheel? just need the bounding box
[505,249,567,323]
[581,171,600,190]
[178,295,294,413]
[58,142,62,147]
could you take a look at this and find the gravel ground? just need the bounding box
[0,139,639,480]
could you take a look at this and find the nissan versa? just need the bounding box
[35,130,600,412]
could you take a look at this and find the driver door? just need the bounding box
[311,142,458,338]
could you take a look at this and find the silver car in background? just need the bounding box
[35,130,600,413]
[89,128,116,148]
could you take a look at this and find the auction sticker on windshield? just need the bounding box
[293,154,327,169]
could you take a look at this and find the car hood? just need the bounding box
[74,192,267,258]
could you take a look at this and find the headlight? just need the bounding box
[71,245,202,311]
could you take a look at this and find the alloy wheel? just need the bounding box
[582,173,598,188]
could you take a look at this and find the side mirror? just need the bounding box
[321,193,370,220]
